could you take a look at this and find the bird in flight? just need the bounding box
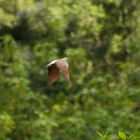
[44,57,70,84]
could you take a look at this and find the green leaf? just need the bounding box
[97,131,105,138]
[118,131,127,140]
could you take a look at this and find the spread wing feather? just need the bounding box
[56,61,69,80]
[48,64,59,84]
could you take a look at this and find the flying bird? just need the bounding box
[44,57,70,84]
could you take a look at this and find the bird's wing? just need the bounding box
[48,64,59,84]
[56,60,69,81]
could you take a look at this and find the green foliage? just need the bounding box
[97,131,109,140]
[0,112,15,140]
[0,0,140,139]
[118,131,127,140]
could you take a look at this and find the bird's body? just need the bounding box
[44,57,69,84]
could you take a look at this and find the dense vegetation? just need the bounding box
[0,0,140,139]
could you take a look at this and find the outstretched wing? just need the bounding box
[56,60,69,81]
[48,64,59,84]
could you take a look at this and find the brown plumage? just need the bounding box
[44,57,69,84]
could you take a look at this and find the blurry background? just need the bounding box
[0,0,140,139]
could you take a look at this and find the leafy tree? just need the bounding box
[0,0,140,139]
